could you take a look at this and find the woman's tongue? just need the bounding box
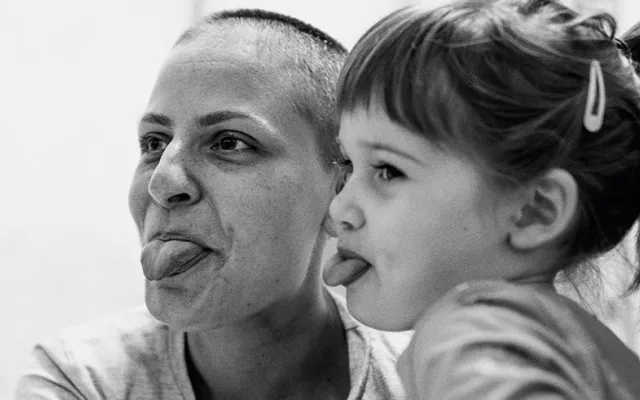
[323,252,371,287]
[140,240,205,281]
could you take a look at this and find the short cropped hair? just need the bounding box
[176,9,347,169]
[338,0,640,278]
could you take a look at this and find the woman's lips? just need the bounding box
[323,248,372,287]
[140,239,210,281]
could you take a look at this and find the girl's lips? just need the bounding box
[323,249,372,287]
[337,247,367,261]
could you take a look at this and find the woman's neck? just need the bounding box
[185,289,351,400]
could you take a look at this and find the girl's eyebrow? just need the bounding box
[357,139,424,166]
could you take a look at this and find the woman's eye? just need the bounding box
[212,133,251,151]
[141,135,168,154]
[332,159,353,175]
[332,159,353,193]
[375,164,403,181]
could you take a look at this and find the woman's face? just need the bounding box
[129,36,336,331]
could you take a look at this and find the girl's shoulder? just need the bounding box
[400,280,640,399]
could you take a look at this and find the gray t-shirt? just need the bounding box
[16,292,408,399]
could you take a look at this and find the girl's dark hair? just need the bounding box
[338,0,640,289]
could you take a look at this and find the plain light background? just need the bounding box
[1,0,639,398]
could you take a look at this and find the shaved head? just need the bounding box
[175,9,348,169]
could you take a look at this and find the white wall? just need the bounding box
[0,1,188,397]
[562,0,640,32]
[618,0,640,33]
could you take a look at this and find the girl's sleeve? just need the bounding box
[406,300,599,400]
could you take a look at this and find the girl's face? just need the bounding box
[326,107,514,331]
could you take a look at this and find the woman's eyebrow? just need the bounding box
[196,110,257,130]
[139,112,173,129]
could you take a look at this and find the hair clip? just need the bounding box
[584,59,605,133]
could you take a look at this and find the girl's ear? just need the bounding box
[507,169,579,251]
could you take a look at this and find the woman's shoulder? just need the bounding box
[16,306,182,400]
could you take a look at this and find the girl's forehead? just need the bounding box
[338,108,395,143]
[338,110,432,157]
[339,104,392,126]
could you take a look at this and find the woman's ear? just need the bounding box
[322,164,344,238]
[334,167,348,194]
[322,214,338,238]
[507,169,579,251]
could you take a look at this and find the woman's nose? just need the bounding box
[147,143,201,209]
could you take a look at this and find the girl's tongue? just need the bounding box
[323,252,371,287]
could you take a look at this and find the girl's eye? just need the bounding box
[141,134,168,154]
[212,133,251,151]
[375,164,403,181]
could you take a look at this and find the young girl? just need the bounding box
[323,0,640,398]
